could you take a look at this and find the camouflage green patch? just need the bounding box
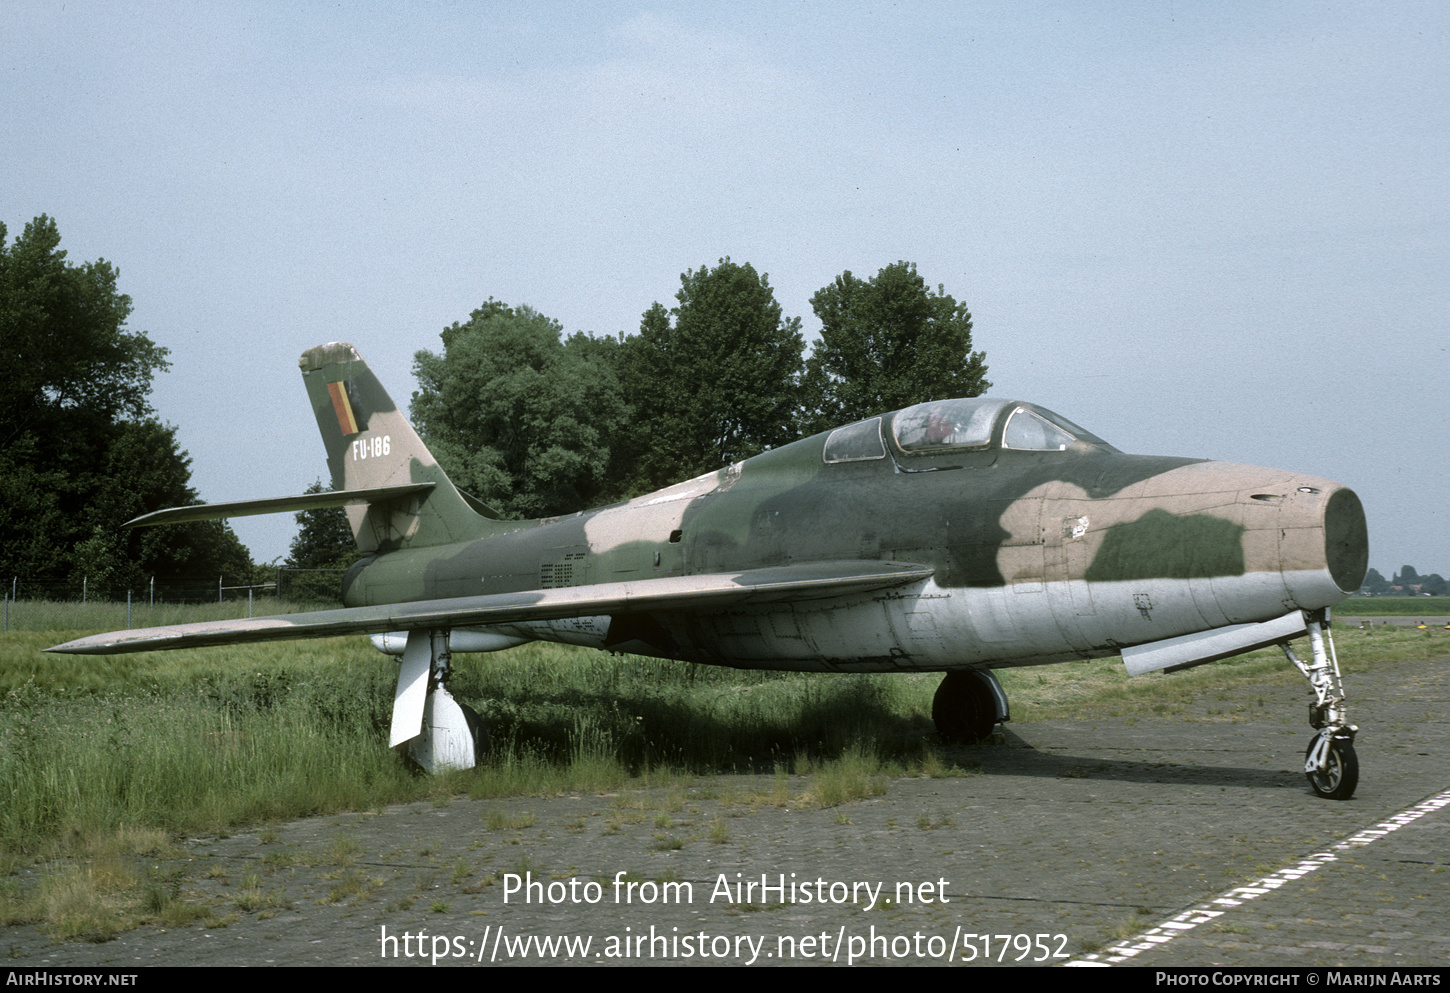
[1084,509,1245,582]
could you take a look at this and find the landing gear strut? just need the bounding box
[933,669,1009,743]
[1283,610,1357,800]
[391,629,487,773]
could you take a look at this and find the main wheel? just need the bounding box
[1305,737,1358,800]
[933,671,998,743]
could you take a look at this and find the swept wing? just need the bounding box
[47,560,933,656]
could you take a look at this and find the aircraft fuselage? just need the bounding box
[345,402,1367,674]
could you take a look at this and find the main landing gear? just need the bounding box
[1282,610,1358,801]
[391,629,488,773]
[933,669,1010,744]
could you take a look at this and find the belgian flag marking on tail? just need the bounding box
[328,381,360,435]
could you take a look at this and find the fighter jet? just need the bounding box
[49,343,1369,798]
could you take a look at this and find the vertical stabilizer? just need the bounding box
[299,342,486,552]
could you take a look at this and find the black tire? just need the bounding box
[1305,737,1358,800]
[933,671,997,743]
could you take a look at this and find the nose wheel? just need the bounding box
[1305,735,1358,801]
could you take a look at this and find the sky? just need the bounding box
[4,2,1447,578]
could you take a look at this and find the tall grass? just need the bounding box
[3,602,1444,860]
[1,605,941,858]
[0,648,416,853]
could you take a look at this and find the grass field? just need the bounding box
[3,600,1446,939]
[1335,596,1450,615]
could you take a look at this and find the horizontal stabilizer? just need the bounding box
[123,483,437,528]
[1121,610,1309,676]
[47,560,934,656]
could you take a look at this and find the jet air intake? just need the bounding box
[1277,481,1368,611]
[1324,487,1369,595]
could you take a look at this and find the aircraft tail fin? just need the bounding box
[299,342,502,552]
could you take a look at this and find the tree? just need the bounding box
[1393,565,1420,591]
[286,480,358,570]
[412,300,629,518]
[619,259,804,490]
[0,216,252,591]
[803,261,989,432]
[280,480,360,603]
[104,419,253,588]
[0,216,168,448]
[1360,567,1390,595]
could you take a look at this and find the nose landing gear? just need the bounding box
[1283,610,1357,800]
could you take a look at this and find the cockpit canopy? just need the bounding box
[894,397,1103,453]
[894,397,1009,451]
[822,397,1110,465]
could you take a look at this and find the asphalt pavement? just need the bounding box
[6,653,1448,968]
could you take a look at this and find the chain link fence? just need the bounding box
[1,569,348,632]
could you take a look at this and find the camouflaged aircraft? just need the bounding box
[49,343,1370,798]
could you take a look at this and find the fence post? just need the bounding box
[248,587,253,619]
[127,590,132,629]
[83,575,87,604]
[4,591,7,632]
[218,576,223,604]
[150,575,154,608]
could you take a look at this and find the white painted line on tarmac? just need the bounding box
[1064,786,1450,967]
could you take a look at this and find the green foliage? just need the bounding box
[619,259,804,490]
[411,258,981,505]
[1362,565,1448,597]
[412,300,629,518]
[1390,565,1447,596]
[281,480,359,603]
[803,261,988,432]
[0,216,167,445]
[0,216,252,589]
[287,481,356,570]
[1361,567,1390,595]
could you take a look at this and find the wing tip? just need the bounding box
[45,640,113,656]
